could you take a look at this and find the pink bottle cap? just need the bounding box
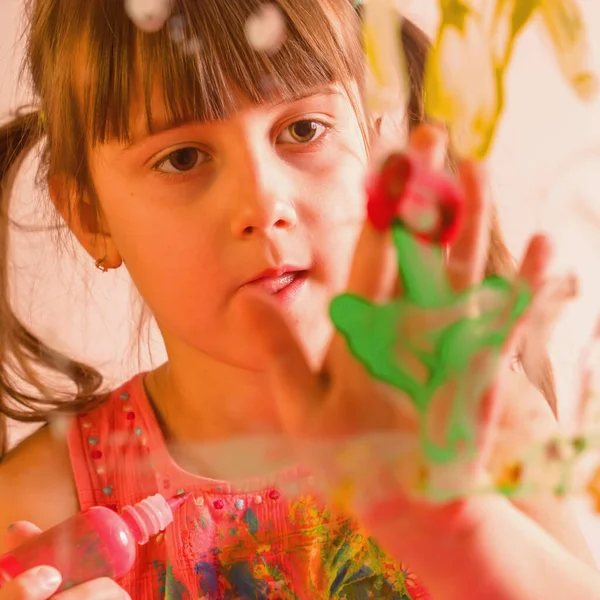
[121,493,191,545]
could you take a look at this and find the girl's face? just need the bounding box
[89,85,368,369]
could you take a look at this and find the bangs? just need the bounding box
[66,0,364,145]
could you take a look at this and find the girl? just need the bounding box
[0,0,595,598]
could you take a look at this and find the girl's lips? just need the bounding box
[243,270,308,303]
[252,271,300,294]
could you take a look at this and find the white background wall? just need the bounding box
[2,0,600,558]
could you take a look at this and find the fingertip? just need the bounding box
[5,521,42,551]
[32,566,62,592]
[519,234,554,290]
[409,123,448,170]
[6,520,42,534]
[528,233,553,262]
[7,565,62,599]
[410,122,447,151]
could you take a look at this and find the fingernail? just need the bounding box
[32,566,62,591]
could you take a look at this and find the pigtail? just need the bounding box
[0,111,103,459]
[399,20,558,415]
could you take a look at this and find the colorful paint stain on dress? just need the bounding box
[148,496,429,599]
[71,380,430,599]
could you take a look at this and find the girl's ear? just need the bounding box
[48,176,123,270]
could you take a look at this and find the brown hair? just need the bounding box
[0,0,556,458]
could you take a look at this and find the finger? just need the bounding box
[53,578,130,600]
[505,235,557,367]
[474,365,517,473]
[345,224,397,302]
[410,123,447,170]
[236,291,322,436]
[476,304,534,446]
[517,233,553,292]
[346,124,449,302]
[475,238,555,460]
[447,160,491,292]
[0,566,62,600]
[515,235,575,412]
[5,522,42,551]
[338,125,449,383]
[391,125,448,298]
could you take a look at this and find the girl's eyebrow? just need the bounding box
[124,119,198,150]
[269,86,342,108]
[124,86,342,149]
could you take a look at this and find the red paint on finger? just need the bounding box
[366,153,412,231]
[366,151,465,245]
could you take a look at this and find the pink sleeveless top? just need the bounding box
[67,374,430,599]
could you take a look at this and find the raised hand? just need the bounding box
[238,123,550,514]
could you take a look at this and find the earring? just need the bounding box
[95,257,109,272]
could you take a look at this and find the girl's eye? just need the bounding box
[278,120,328,144]
[154,147,207,174]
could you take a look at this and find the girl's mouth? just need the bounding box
[243,269,309,303]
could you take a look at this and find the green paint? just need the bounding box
[164,562,188,600]
[554,483,567,497]
[323,524,412,598]
[153,560,167,597]
[573,437,587,454]
[242,507,259,535]
[331,222,531,467]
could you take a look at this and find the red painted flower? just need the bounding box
[366,151,464,245]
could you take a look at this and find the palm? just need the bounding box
[241,125,548,510]
[330,224,530,465]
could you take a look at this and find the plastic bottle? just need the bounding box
[0,493,191,592]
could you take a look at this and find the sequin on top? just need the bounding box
[67,374,431,599]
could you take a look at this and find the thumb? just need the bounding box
[0,566,62,599]
[237,291,323,436]
[5,522,42,551]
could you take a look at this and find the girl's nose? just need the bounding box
[231,197,297,237]
[229,148,298,238]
